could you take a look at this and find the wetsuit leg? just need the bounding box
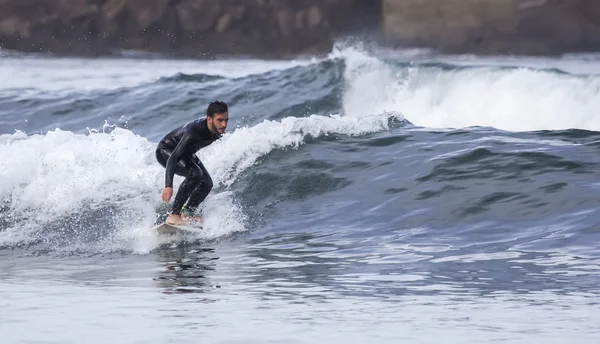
[156,148,204,215]
[183,157,213,213]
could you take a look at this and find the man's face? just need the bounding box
[208,112,229,134]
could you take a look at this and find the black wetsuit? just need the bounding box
[155,118,221,215]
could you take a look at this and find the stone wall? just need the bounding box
[382,0,600,55]
[0,0,380,58]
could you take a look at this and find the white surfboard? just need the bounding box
[154,222,199,236]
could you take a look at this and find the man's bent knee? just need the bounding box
[188,167,204,183]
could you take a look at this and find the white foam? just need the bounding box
[333,45,406,118]
[0,111,397,253]
[0,129,157,213]
[0,128,160,249]
[396,67,600,131]
[330,43,600,132]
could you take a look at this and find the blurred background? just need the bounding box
[2,0,599,58]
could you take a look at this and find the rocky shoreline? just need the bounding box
[1,0,600,58]
[382,0,600,56]
[0,0,380,58]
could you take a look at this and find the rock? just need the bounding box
[275,9,293,37]
[382,0,600,55]
[306,6,323,29]
[102,0,126,20]
[295,9,306,30]
[518,0,549,10]
[0,17,30,38]
[126,0,170,30]
[229,6,245,21]
[582,0,600,25]
[0,0,380,58]
[215,13,232,33]
[581,0,600,46]
[57,0,98,20]
[176,0,221,33]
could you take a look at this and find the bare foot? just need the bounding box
[166,214,186,225]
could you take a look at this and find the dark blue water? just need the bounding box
[1,47,600,343]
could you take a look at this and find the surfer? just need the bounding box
[155,101,229,225]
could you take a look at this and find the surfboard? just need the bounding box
[154,222,199,236]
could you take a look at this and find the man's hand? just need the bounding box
[162,187,173,203]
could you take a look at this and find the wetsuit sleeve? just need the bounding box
[164,130,194,188]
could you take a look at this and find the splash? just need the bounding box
[328,42,600,132]
[392,66,600,132]
[0,115,398,254]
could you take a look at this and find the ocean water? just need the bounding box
[1,44,600,343]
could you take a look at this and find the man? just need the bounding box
[155,101,229,225]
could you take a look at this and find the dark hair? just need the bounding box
[207,100,228,117]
